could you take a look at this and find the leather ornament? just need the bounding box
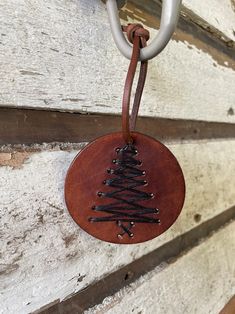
[64,24,185,244]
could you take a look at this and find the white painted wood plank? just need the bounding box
[86,221,235,314]
[184,0,235,40]
[0,139,235,313]
[0,0,234,123]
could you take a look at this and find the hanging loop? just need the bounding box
[106,0,182,61]
[122,24,149,144]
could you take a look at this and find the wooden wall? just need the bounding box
[0,1,234,313]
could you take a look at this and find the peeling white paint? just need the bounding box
[0,1,235,313]
[0,0,234,122]
[86,221,235,314]
[0,140,235,313]
[184,0,235,40]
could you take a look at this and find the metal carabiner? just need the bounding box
[106,0,182,61]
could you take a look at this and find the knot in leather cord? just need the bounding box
[125,23,150,44]
[121,23,149,144]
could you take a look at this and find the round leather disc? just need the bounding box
[65,132,185,244]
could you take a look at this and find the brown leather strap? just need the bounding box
[122,24,149,144]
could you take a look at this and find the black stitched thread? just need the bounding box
[89,144,160,238]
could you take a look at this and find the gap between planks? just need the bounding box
[35,205,235,314]
[0,108,235,149]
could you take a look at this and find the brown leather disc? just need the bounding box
[65,132,185,244]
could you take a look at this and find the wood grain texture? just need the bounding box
[36,206,235,314]
[127,0,235,68]
[183,0,235,40]
[86,221,235,314]
[0,0,234,123]
[1,140,235,313]
[0,1,235,313]
[0,108,235,147]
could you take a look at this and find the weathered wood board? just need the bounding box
[86,221,235,314]
[0,0,234,123]
[0,139,235,313]
[184,0,235,40]
[0,108,235,146]
[0,0,235,313]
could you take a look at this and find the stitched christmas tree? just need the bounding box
[90,144,160,238]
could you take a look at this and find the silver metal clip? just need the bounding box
[106,0,182,61]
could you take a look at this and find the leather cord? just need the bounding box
[122,24,149,144]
